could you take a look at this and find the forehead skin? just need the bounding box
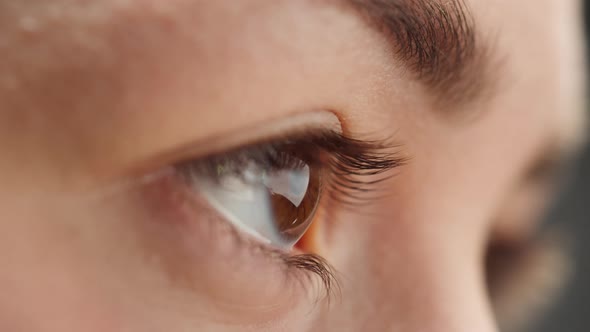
[0,0,584,186]
[0,0,586,332]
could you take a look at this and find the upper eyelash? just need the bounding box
[317,133,406,205]
[174,130,405,299]
[177,131,406,205]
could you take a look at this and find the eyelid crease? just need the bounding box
[119,111,343,179]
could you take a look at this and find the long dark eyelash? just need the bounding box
[179,131,406,204]
[314,133,406,205]
[284,254,341,302]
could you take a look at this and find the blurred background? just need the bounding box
[532,3,590,331]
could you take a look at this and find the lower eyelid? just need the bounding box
[135,169,329,305]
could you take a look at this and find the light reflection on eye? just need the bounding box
[189,152,321,250]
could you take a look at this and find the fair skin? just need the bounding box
[0,0,587,331]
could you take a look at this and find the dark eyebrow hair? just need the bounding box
[344,0,496,107]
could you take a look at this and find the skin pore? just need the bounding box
[0,0,587,332]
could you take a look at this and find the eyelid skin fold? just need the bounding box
[117,111,344,180]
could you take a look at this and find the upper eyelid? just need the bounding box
[178,129,404,170]
[117,111,343,179]
[178,130,406,207]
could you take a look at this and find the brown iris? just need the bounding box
[268,167,321,244]
[193,148,323,249]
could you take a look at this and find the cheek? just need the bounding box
[0,204,129,332]
[0,177,320,331]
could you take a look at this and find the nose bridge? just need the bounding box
[322,222,499,332]
[368,233,497,332]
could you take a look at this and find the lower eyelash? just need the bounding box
[161,170,339,301]
[284,254,340,302]
[142,171,338,302]
[210,208,340,301]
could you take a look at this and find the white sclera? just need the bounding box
[198,163,312,249]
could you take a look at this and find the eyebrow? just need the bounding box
[344,0,495,107]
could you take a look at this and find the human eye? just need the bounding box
[178,138,322,250]
[109,126,402,303]
[53,114,407,314]
[173,129,401,251]
[174,130,403,252]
